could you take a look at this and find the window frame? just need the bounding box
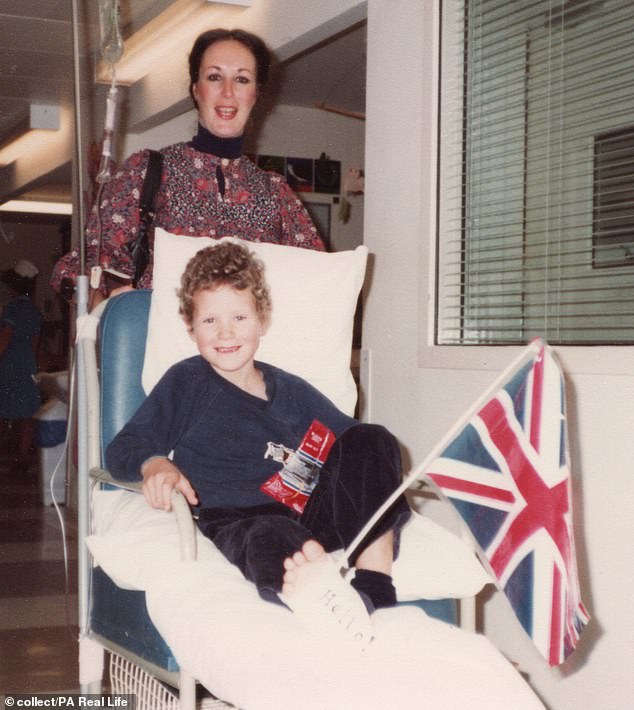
[417,0,634,376]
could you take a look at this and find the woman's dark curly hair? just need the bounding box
[178,241,272,326]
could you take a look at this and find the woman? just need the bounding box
[51,29,324,300]
[0,260,42,472]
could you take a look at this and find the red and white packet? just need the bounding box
[260,419,336,514]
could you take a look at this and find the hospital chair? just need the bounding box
[77,289,471,709]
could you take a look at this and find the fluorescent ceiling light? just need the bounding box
[0,200,73,215]
[0,129,57,167]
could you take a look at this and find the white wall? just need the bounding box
[363,1,634,708]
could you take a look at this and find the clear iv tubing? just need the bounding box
[96,0,123,184]
[94,72,118,267]
[95,75,118,185]
[94,0,124,269]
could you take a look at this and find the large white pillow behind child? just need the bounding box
[142,229,368,415]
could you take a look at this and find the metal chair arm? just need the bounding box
[89,467,197,562]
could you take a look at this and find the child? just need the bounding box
[106,242,410,648]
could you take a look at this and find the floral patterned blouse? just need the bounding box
[51,142,324,292]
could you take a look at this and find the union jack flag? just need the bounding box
[424,340,590,665]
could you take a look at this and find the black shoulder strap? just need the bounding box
[140,149,163,220]
[130,149,163,287]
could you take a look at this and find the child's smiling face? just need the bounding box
[189,284,268,388]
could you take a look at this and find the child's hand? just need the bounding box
[140,457,199,511]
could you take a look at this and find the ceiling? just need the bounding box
[0,1,366,204]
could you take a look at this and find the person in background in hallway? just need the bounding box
[50,28,324,306]
[0,259,42,473]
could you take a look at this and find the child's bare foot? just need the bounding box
[281,539,325,596]
[280,540,374,650]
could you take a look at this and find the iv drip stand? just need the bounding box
[71,0,86,281]
[71,0,97,691]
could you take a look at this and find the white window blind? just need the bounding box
[437,0,634,345]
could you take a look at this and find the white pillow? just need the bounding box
[142,229,368,415]
[87,489,238,591]
[88,489,491,600]
[392,513,491,601]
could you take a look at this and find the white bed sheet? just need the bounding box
[147,564,545,710]
[88,490,545,710]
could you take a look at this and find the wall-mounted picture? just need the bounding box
[255,154,342,196]
[314,156,341,194]
[257,154,285,176]
[285,157,314,193]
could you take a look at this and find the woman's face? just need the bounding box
[192,39,258,139]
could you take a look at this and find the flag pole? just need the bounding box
[342,338,545,565]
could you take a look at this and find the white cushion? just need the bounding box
[392,513,491,600]
[88,489,238,591]
[88,489,490,600]
[142,229,368,415]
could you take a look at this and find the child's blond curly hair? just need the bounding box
[178,242,272,325]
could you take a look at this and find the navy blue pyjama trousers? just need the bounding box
[196,423,411,601]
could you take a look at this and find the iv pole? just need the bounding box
[72,0,124,692]
[70,0,94,692]
[71,0,86,278]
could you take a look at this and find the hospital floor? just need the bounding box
[0,447,79,693]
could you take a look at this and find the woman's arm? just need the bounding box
[275,179,326,251]
[50,149,152,297]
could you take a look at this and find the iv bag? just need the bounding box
[99,0,124,65]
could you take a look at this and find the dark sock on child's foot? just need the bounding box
[351,569,397,610]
